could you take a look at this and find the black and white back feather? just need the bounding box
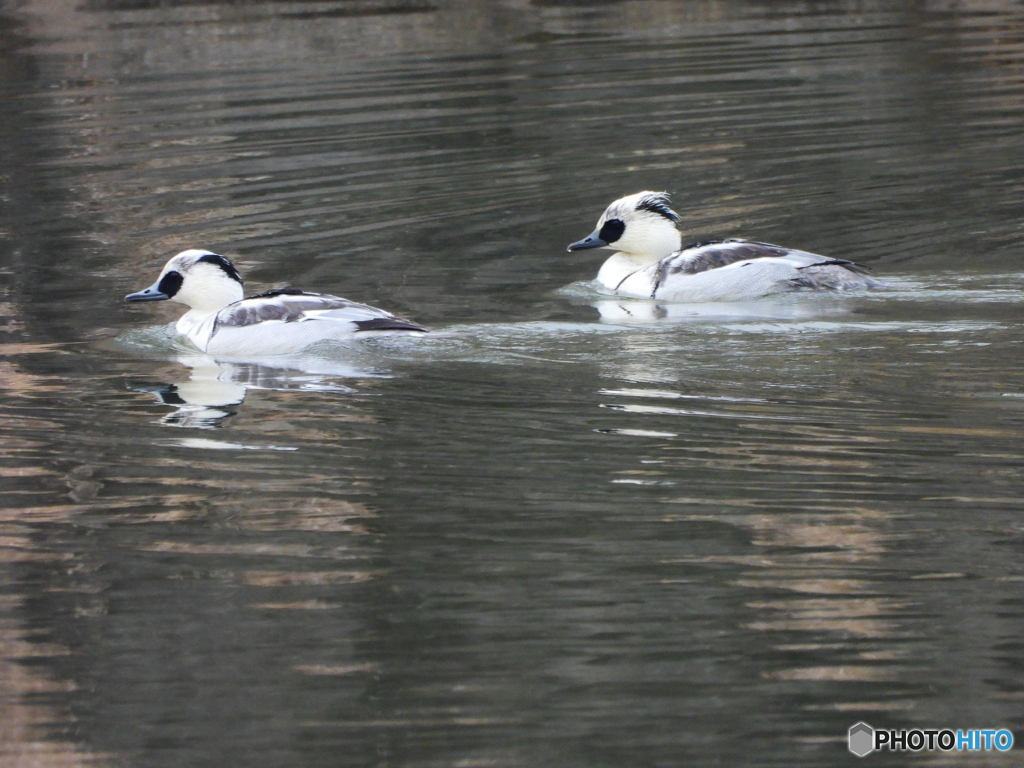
[213,290,426,335]
[651,239,877,296]
[661,240,790,275]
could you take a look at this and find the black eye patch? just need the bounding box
[197,253,243,284]
[598,218,626,244]
[157,270,184,298]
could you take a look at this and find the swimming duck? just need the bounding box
[567,191,882,302]
[125,249,426,357]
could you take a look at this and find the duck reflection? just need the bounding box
[129,354,378,428]
[591,297,836,324]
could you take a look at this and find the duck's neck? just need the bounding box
[595,223,683,291]
[596,252,663,291]
[173,279,243,334]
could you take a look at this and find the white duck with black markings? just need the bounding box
[125,249,426,357]
[568,191,883,302]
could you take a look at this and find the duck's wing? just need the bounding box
[646,240,879,300]
[663,239,794,276]
[654,239,875,291]
[213,290,426,334]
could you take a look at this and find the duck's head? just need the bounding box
[567,191,683,259]
[126,249,244,313]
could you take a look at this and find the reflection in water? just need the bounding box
[4,0,1024,765]
[0,351,110,767]
[558,277,860,324]
[0,564,112,768]
[126,353,373,428]
[129,359,246,428]
[598,371,901,689]
[591,297,834,324]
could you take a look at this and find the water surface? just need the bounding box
[3,1,1024,766]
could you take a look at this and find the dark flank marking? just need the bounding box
[635,193,681,224]
[598,218,626,245]
[354,317,427,333]
[156,270,184,298]
[197,253,243,284]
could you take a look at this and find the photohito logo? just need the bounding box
[848,722,1014,757]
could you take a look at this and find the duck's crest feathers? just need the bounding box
[196,253,243,284]
[635,192,680,225]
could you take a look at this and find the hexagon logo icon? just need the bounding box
[849,722,875,757]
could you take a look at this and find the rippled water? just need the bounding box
[3,1,1024,766]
